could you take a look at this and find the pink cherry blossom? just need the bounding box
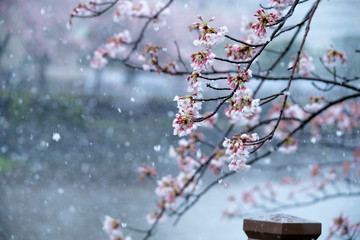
[288,51,315,77]
[224,86,260,121]
[310,164,321,177]
[138,43,163,73]
[192,16,228,48]
[266,101,305,139]
[242,190,256,205]
[103,215,131,240]
[268,0,294,14]
[146,211,167,224]
[223,133,259,172]
[113,1,133,21]
[172,113,198,137]
[176,171,199,194]
[209,149,227,175]
[91,47,108,69]
[252,9,279,38]
[200,112,218,128]
[190,51,215,72]
[227,67,252,89]
[326,213,360,240]
[304,96,325,112]
[225,43,257,61]
[174,94,202,116]
[105,30,132,58]
[103,216,122,236]
[323,45,347,67]
[278,137,298,154]
[137,163,157,182]
[222,195,242,218]
[155,175,180,207]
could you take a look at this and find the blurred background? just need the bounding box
[0,0,359,239]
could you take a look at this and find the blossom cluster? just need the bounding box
[224,87,260,122]
[225,43,256,61]
[227,67,253,89]
[103,216,131,240]
[265,101,305,153]
[91,30,132,69]
[252,9,279,38]
[323,46,347,67]
[224,155,360,218]
[222,195,242,218]
[146,210,167,224]
[190,51,215,72]
[137,163,157,182]
[223,133,259,172]
[113,1,170,26]
[268,0,294,14]
[311,101,360,136]
[172,113,198,137]
[69,0,103,25]
[278,137,298,153]
[192,16,228,48]
[138,43,165,72]
[327,214,360,240]
[155,172,198,208]
[304,96,325,113]
[172,93,203,137]
[288,51,315,77]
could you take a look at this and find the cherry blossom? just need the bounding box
[200,112,218,128]
[227,67,252,89]
[311,101,359,135]
[146,211,167,224]
[225,43,257,61]
[190,50,215,72]
[172,113,198,137]
[103,216,122,236]
[252,9,279,38]
[138,43,163,72]
[192,16,228,48]
[323,45,347,67]
[174,95,202,116]
[278,137,298,154]
[187,79,203,94]
[310,164,322,177]
[169,138,200,172]
[304,96,325,113]
[222,195,242,218]
[113,1,133,21]
[103,216,131,240]
[224,86,260,122]
[152,2,171,26]
[268,0,294,14]
[176,171,199,194]
[90,30,132,68]
[155,175,180,207]
[327,213,360,240]
[137,163,157,182]
[266,101,305,139]
[105,30,132,58]
[242,190,256,206]
[209,149,227,175]
[69,0,102,25]
[288,51,315,77]
[91,47,108,69]
[223,133,259,172]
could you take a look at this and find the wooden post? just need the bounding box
[243,213,321,240]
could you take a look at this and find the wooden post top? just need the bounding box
[243,213,321,240]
